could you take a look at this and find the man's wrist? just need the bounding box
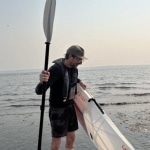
[77,79,81,83]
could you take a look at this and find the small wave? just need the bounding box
[1,98,41,102]
[99,87,112,90]
[100,101,150,106]
[10,104,49,107]
[5,99,13,102]
[120,82,135,85]
[0,93,19,96]
[126,93,150,97]
[0,111,39,117]
[98,86,137,90]
[0,93,10,96]
[96,83,117,86]
[114,86,137,89]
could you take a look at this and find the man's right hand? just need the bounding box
[39,70,50,83]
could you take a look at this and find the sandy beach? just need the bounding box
[0,102,150,150]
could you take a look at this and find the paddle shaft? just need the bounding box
[37,0,56,148]
[37,42,50,150]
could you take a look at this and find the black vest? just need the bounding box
[52,58,78,102]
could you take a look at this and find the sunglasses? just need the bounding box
[72,55,83,61]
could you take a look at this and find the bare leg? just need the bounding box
[51,137,61,150]
[65,131,75,150]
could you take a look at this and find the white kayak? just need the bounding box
[74,84,135,150]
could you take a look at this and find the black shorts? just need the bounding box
[49,104,78,138]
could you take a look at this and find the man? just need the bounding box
[35,45,87,150]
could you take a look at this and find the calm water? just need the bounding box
[0,65,150,150]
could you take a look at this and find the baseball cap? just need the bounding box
[66,45,87,60]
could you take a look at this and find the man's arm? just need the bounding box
[78,79,86,90]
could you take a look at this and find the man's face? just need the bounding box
[70,55,83,68]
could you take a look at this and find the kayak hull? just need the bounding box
[74,84,135,150]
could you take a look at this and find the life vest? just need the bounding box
[52,58,78,102]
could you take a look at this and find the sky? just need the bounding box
[0,0,150,71]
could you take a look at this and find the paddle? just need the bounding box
[37,0,56,150]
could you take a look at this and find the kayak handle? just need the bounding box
[88,98,104,114]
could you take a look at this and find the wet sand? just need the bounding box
[0,103,150,150]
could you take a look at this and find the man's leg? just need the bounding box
[51,137,61,150]
[65,131,75,150]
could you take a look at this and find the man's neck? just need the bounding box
[64,59,71,68]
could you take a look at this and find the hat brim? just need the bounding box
[78,56,88,60]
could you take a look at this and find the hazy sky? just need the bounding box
[0,0,150,71]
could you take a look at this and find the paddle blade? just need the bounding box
[43,0,56,43]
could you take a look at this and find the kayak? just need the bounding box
[74,84,135,150]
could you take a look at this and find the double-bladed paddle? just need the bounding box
[37,0,56,150]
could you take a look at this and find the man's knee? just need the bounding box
[66,132,75,149]
[67,132,75,142]
[51,137,61,150]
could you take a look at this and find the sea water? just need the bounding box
[0,65,150,150]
